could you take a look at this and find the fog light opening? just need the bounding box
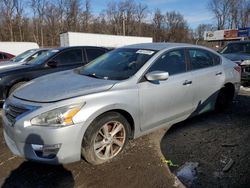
[31,144,61,159]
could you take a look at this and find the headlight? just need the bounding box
[30,103,84,127]
[240,60,250,66]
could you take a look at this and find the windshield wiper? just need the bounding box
[84,73,102,79]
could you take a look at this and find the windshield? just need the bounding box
[24,49,49,63]
[25,49,59,65]
[79,48,157,80]
[221,42,250,54]
[11,49,37,62]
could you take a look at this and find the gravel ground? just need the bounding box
[161,89,250,188]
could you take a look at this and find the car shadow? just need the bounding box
[2,134,75,188]
[2,162,74,188]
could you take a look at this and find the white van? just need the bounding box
[0,42,39,56]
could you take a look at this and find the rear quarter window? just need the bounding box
[212,53,221,65]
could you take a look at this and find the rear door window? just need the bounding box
[147,49,187,75]
[52,49,83,66]
[188,49,214,70]
[86,48,106,62]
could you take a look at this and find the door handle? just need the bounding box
[216,72,222,76]
[183,80,192,85]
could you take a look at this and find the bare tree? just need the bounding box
[153,9,165,41]
[135,2,148,36]
[106,1,122,35]
[165,11,190,42]
[14,0,24,41]
[65,0,80,31]
[30,0,46,46]
[81,0,92,32]
[195,24,213,39]
[0,0,197,46]
[0,0,15,41]
[238,0,250,28]
[208,0,232,29]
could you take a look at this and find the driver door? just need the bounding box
[138,49,194,131]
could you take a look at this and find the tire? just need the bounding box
[215,87,234,112]
[8,81,27,96]
[82,112,130,165]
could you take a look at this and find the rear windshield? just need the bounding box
[221,42,250,54]
[79,48,157,80]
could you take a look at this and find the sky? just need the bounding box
[90,0,214,29]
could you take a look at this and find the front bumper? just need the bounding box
[2,110,88,164]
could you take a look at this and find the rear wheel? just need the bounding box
[82,112,130,165]
[8,81,27,96]
[215,86,234,112]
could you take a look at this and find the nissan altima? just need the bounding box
[2,43,241,165]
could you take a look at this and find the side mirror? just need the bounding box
[47,60,58,68]
[145,71,169,81]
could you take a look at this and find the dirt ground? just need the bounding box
[0,112,175,188]
[161,88,250,188]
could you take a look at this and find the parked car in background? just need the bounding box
[220,40,250,86]
[0,49,49,69]
[0,51,15,62]
[0,46,109,102]
[2,43,241,165]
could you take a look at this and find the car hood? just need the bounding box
[13,70,118,103]
[222,53,250,62]
[0,61,22,69]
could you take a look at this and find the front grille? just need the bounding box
[243,66,250,73]
[4,103,29,125]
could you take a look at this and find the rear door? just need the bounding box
[138,48,194,131]
[187,48,225,115]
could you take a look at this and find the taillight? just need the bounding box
[234,66,241,73]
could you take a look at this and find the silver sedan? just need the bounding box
[2,43,241,165]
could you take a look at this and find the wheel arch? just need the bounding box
[6,79,30,97]
[223,82,235,100]
[83,108,136,139]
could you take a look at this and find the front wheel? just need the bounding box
[82,112,130,165]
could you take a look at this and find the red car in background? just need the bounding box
[0,51,15,62]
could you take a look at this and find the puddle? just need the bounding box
[175,162,199,187]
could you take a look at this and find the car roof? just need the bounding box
[54,46,109,51]
[0,51,14,55]
[124,42,198,51]
[228,40,250,44]
[25,48,50,52]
